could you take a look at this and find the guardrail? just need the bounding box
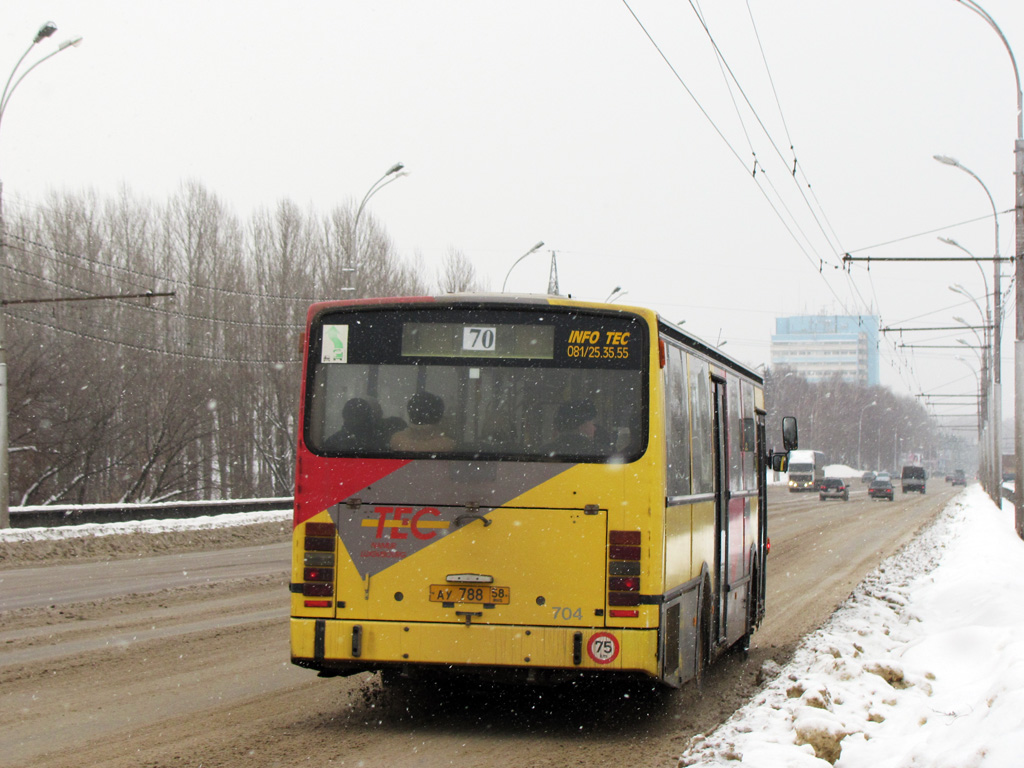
[8,497,294,529]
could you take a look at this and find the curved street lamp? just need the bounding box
[349,163,406,288]
[949,281,997,496]
[501,241,545,292]
[0,22,83,530]
[949,283,988,328]
[605,286,628,303]
[933,154,1002,505]
[938,236,989,307]
[955,354,988,481]
[949,0,1023,533]
[0,32,83,138]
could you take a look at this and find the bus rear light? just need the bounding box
[300,521,337,603]
[607,529,643,612]
[609,560,640,576]
[303,582,333,597]
[305,522,336,537]
[305,536,335,552]
[304,552,334,567]
[609,545,641,561]
[609,609,639,618]
[609,530,641,546]
[303,567,334,582]
[608,591,640,607]
[609,576,640,592]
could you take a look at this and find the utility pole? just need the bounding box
[546,251,559,295]
[0,21,83,528]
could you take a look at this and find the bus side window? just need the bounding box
[665,343,691,496]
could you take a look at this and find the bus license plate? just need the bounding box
[429,584,511,605]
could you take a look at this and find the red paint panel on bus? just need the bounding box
[293,453,411,528]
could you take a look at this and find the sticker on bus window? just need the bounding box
[321,325,349,363]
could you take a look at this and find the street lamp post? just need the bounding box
[501,241,545,292]
[349,162,405,292]
[950,281,997,497]
[943,238,993,459]
[605,286,628,303]
[858,401,877,470]
[956,355,986,483]
[935,156,1002,502]
[949,0,1023,534]
[955,317,990,449]
[0,22,82,529]
[957,338,989,490]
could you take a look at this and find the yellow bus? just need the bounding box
[290,294,795,687]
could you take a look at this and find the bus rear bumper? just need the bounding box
[290,617,658,681]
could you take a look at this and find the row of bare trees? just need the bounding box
[763,366,957,473]
[0,181,959,505]
[2,182,481,506]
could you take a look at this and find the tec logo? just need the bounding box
[367,506,447,540]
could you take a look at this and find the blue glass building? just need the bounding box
[770,315,880,386]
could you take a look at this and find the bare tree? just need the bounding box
[437,247,484,293]
[2,182,443,506]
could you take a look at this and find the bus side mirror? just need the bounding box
[782,416,798,452]
[771,453,788,472]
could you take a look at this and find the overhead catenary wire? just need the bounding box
[621,3,889,324]
[619,0,855,315]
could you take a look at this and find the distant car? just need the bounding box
[901,465,926,494]
[868,478,894,501]
[861,471,876,484]
[819,477,850,501]
[875,472,891,484]
[952,470,967,487]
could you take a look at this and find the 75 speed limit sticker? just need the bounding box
[586,632,620,664]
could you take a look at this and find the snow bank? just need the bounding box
[679,485,1024,767]
[0,509,291,543]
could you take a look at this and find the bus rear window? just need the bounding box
[304,306,647,463]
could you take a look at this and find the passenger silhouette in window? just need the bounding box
[542,398,611,455]
[324,397,380,451]
[389,391,456,452]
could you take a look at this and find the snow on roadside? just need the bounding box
[0,508,291,543]
[679,484,1024,767]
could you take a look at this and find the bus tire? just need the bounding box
[736,559,758,658]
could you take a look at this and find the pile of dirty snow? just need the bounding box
[679,485,1024,767]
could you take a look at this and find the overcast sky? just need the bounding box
[2,1,1022,431]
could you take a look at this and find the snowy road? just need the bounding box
[0,484,958,767]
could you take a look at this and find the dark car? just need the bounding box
[901,465,926,494]
[819,477,850,501]
[868,478,894,501]
[951,469,967,487]
[861,471,876,484]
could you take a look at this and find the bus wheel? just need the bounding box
[735,561,758,659]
